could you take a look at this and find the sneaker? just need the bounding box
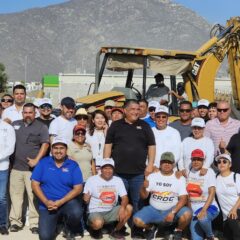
[10,224,22,232]
[119,226,130,236]
[109,230,125,240]
[206,237,215,240]
[0,226,9,235]
[173,230,182,240]
[90,229,103,239]
[30,227,39,234]
[146,225,158,240]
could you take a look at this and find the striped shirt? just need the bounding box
[204,117,240,156]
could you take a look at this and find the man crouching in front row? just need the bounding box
[83,158,132,239]
[133,152,192,240]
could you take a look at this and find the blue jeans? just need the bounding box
[39,198,83,240]
[190,210,219,240]
[134,205,191,225]
[0,170,8,227]
[117,173,144,214]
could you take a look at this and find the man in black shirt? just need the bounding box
[104,99,156,237]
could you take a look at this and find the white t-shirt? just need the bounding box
[216,172,240,220]
[186,168,218,214]
[49,116,77,143]
[2,104,23,122]
[86,130,105,160]
[0,120,16,170]
[152,126,181,168]
[147,172,187,211]
[83,175,127,213]
[179,136,214,171]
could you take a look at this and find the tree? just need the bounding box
[0,63,8,92]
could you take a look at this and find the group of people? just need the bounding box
[1,83,240,240]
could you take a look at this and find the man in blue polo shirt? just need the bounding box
[31,137,83,240]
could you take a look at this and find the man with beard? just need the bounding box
[2,84,26,123]
[49,97,77,144]
[9,103,49,234]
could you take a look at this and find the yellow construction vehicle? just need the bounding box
[76,17,240,115]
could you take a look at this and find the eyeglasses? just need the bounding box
[217,108,229,113]
[1,99,13,103]
[74,131,86,136]
[179,109,191,113]
[217,159,228,164]
[155,115,167,119]
[76,116,88,120]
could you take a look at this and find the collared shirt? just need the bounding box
[204,117,240,155]
[12,119,49,171]
[31,156,83,209]
[0,120,16,170]
[2,104,23,122]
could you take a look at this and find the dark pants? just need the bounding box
[224,218,240,240]
[39,198,83,240]
[0,170,8,227]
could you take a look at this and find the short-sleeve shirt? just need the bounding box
[31,156,83,210]
[12,119,49,171]
[186,168,218,214]
[83,175,127,213]
[146,172,187,211]
[105,118,155,174]
[216,172,240,220]
[49,116,77,143]
[169,120,192,141]
[67,141,93,181]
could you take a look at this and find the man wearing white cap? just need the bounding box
[179,117,214,176]
[152,105,181,169]
[83,158,132,239]
[31,137,84,240]
[36,98,54,128]
[197,99,209,122]
[104,100,115,123]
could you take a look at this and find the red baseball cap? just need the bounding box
[191,149,205,159]
[73,124,86,134]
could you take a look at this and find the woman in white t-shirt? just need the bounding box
[186,149,219,240]
[86,110,108,169]
[179,117,214,177]
[215,153,240,240]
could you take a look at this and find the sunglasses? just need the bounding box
[191,158,204,162]
[148,107,156,112]
[217,159,228,164]
[40,105,52,110]
[105,106,113,110]
[76,116,88,120]
[192,126,203,130]
[155,115,167,119]
[179,109,191,113]
[217,108,229,113]
[1,99,13,103]
[74,131,86,136]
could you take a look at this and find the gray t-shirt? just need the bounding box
[12,119,49,171]
[169,120,192,141]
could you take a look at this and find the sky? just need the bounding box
[0,0,239,25]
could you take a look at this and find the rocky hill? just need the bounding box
[0,0,211,82]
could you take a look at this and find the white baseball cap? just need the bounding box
[100,158,115,168]
[155,105,169,115]
[215,153,232,162]
[197,99,209,108]
[148,101,160,109]
[191,117,205,128]
[52,137,68,147]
